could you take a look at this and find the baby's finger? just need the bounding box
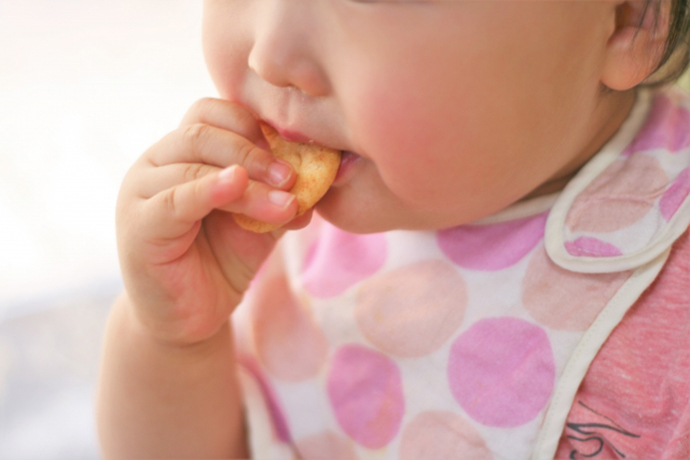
[179,98,268,150]
[134,163,221,199]
[217,179,299,225]
[141,165,250,243]
[282,208,314,230]
[142,167,299,245]
[145,124,295,190]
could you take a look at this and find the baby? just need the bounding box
[96,1,690,459]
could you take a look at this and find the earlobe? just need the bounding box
[601,1,670,91]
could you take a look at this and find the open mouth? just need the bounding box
[261,118,361,185]
[334,150,362,184]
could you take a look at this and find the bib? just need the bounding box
[233,86,690,460]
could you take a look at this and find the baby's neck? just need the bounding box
[519,89,637,203]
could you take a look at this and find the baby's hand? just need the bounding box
[116,98,304,346]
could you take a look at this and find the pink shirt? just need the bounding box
[555,230,690,460]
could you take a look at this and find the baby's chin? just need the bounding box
[315,185,511,234]
[314,190,459,234]
[314,190,397,234]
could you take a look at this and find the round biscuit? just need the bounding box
[233,122,341,233]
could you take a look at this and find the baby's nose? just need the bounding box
[248,0,330,97]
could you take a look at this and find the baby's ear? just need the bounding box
[601,0,670,90]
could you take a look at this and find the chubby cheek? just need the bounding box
[350,81,492,213]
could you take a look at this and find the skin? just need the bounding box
[96,1,669,458]
[202,0,666,233]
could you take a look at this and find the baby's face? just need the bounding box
[203,0,632,233]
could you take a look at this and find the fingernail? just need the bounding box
[219,165,237,182]
[268,161,292,187]
[268,190,295,208]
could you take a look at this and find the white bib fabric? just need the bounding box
[233,86,690,460]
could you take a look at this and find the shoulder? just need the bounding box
[646,228,690,302]
[554,228,690,460]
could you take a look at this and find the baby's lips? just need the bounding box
[233,122,341,233]
[332,150,362,185]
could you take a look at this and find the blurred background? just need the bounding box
[3,1,690,459]
[0,0,215,457]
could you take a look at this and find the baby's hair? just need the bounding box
[641,0,690,86]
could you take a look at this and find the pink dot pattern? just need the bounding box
[623,93,690,155]
[235,87,690,460]
[355,260,467,358]
[437,212,548,271]
[327,344,405,449]
[565,237,623,258]
[302,222,387,298]
[566,154,668,234]
[660,167,690,221]
[251,274,328,382]
[523,245,632,331]
[447,317,555,428]
[399,411,494,460]
[296,430,359,460]
[560,89,690,263]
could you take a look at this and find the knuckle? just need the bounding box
[243,180,270,205]
[197,96,215,108]
[182,163,207,183]
[163,186,180,221]
[193,179,206,203]
[234,141,259,167]
[180,123,209,154]
[190,97,214,117]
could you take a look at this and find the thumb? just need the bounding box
[202,210,286,294]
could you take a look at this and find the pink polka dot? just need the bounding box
[447,317,555,428]
[565,236,623,258]
[327,344,405,449]
[400,411,494,460]
[252,274,328,381]
[623,93,690,155]
[355,260,467,358]
[566,154,668,233]
[523,245,632,331]
[302,222,387,298]
[437,212,548,271]
[296,430,360,460]
[239,356,292,443]
[660,167,690,221]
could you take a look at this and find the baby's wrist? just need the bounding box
[114,291,232,352]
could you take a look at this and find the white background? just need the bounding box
[3,1,690,457]
[0,2,216,457]
[0,0,216,312]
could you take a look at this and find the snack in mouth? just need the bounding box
[233,121,342,233]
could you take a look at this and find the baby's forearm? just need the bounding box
[96,292,248,459]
